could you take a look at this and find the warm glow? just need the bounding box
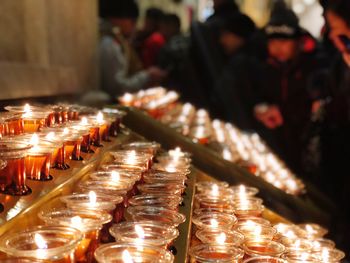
[211,185,219,196]
[63,128,69,135]
[34,233,47,249]
[135,225,145,239]
[216,233,226,245]
[294,239,301,249]
[45,132,55,141]
[22,103,33,118]
[210,219,219,228]
[122,250,134,263]
[71,216,82,229]
[88,191,97,206]
[305,225,316,235]
[81,117,88,125]
[254,225,262,236]
[111,171,120,182]
[322,248,330,260]
[169,147,184,159]
[96,111,104,124]
[24,103,31,112]
[165,165,177,173]
[125,150,137,165]
[122,93,134,103]
[30,133,40,146]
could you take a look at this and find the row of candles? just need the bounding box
[118,88,304,195]
[189,181,345,262]
[0,142,191,262]
[0,103,125,198]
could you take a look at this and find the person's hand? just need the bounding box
[147,67,168,83]
[254,104,283,129]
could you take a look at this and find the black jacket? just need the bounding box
[257,52,320,172]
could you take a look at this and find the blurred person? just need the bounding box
[318,0,350,252]
[157,14,191,96]
[206,0,240,23]
[99,0,166,98]
[254,5,320,174]
[213,13,263,129]
[134,8,166,67]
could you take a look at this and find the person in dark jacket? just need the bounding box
[319,0,350,253]
[254,5,320,174]
[214,13,263,129]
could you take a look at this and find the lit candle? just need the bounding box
[122,250,134,263]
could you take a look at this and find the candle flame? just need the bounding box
[210,219,219,228]
[122,250,134,263]
[126,150,137,165]
[71,216,82,229]
[24,103,31,112]
[96,111,104,124]
[88,191,97,205]
[45,132,55,141]
[122,93,133,102]
[81,117,88,125]
[254,225,262,236]
[294,239,301,249]
[322,248,330,260]
[211,184,219,196]
[111,171,120,182]
[216,233,226,245]
[30,133,39,146]
[305,224,316,235]
[63,128,69,135]
[301,252,309,260]
[135,225,145,239]
[34,233,48,249]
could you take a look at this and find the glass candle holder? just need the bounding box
[192,212,237,231]
[137,183,186,196]
[4,114,24,136]
[282,252,323,263]
[314,248,345,263]
[94,242,174,263]
[143,172,187,185]
[0,259,46,263]
[233,202,265,218]
[196,182,229,193]
[194,195,234,211]
[63,134,83,161]
[298,224,328,239]
[109,221,179,249]
[311,239,336,252]
[151,162,190,174]
[243,256,287,263]
[156,155,192,167]
[229,185,259,198]
[189,244,244,263]
[102,108,126,137]
[121,141,161,156]
[0,140,32,195]
[127,206,186,227]
[279,237,313,253]
[21,111,49,133]
[196,229,245,246]
[273,223,308,240]
[70,123,93,154]
[243,240,285,258]
[100,164,144,179]
[110,151,152,170]
[128,194,183,210]
[89,171,140,185]
[236,224,277,241]
[0,225,82,262]
[38,208,112,260]
[60,193,121,221]
[89,125,102,147]
[26,146,54,181]
[193,207,235,216]
[237,217,271,227]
